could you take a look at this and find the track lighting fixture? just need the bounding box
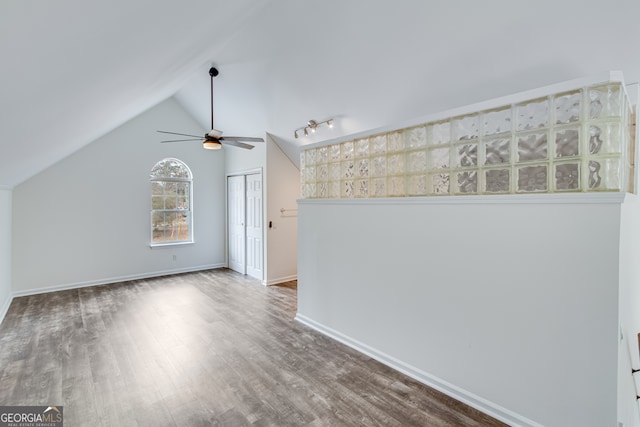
[294,118,334,139]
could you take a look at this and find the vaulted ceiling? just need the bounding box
[2,0,640,188]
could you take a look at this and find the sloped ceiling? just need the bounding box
[2,0,640,188]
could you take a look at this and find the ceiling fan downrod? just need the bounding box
[209,67,218,132]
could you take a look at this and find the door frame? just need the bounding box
[225,168,264,280]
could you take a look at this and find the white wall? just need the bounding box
[265,134,299,284]
[11,97,226,294]
[224,134,299,285]
[0,189,11,321]
[297,196,621,427]
[619,193,640,427]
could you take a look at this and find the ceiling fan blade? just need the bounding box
[222,136,265,143]
[221,139,255,150]
[160,139,203,143]
[157,130,203,138]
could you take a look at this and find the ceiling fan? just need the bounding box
[158,67,263,150]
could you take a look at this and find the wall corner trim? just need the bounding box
[295,313,543,427]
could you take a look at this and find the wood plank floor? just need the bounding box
[0,269,507,426]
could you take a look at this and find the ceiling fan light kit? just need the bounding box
[294,118,334,139]
[157,66,264,150]
[203,140,222,150]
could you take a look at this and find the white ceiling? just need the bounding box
[2,0,640,188]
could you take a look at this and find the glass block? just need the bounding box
[305,148,317,166]
[341,180,354,198]
[517,165,547,192]
[554,163,580,191]
[317,182,328,198]
[304,164,316,182]
[589,123,621,155]
[456,143,478,167]
[517,133,548,162]
[430,122,451,145]
[516,98,549,130]
[430,147,450,169]
[485,169,510,193]
[329,181,340,198]
[341,160,355,179]
[300,151,306,169]
[387,131,405,152]
[341,141,354,160]
[317,146,329,164]
[387,153,405,175]
[387,176,405,196]
[554,128,580,158]
[355,179,369,198]
[431,173,450,194]
[330,144,341,161]
[371,134,387,155]
[407,175,428,196]
[371,156,386,177]
[355,138,369,158]
[588,158,621,190]
[304,183,317,198]
[485,138,510,165]
[405,126,427,148]
[357,158,369,178]
[554,91,581,124]
[457,171,477,193]
[589,84,622,119]
[329,162,341,181]
[316,164,329,181]
[371,178,387,197]
[407,150,428,173]
[483,108,512,136]
[453,115,479,141]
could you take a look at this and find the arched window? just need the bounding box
[150,158,193,246]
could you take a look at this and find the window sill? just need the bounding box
[149,241,194,249]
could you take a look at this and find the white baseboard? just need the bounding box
[264,274,297,286]
[11,264,226,298]
[294,313,542,427]
[0,293,13,327]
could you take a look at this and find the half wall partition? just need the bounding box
[300,72,634,199]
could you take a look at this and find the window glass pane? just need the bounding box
[176,183,189,209]
[177,195,189,210]
[164,195,177,210]
[151,195,164,210]
[152,212,166,243]
[165,182,177,195]
[165,212,178,241]
[151,181,164,195]
[177,212,190,241]
[150,158,192,179]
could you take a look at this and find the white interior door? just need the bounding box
[227,173,264,280]
[245,173,263,280]
[227,175,245,274]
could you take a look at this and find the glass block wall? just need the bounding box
[300,82,634,198]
